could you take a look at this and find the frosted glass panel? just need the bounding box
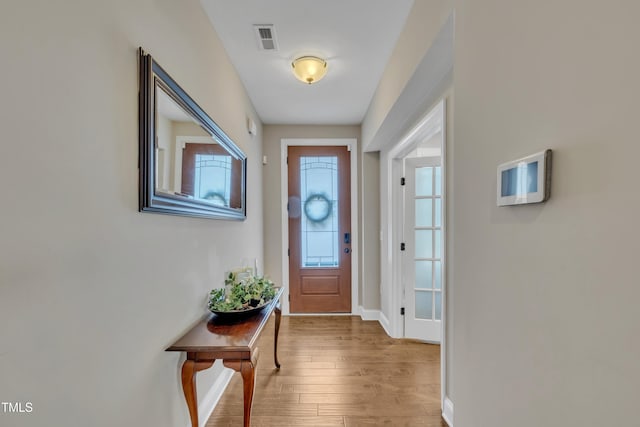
[194,154,232,206]
[415,291,433,319]
[300,156,339,267]
[306,232,333,258]
[411,162,445,326]
[415,230,433,259]
[415,260,432,289]
[416,167,433,196]
[435,198,442,227]
[435,291,442,320]
[415,199,433,227]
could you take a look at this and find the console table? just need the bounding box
[166,287,283,427]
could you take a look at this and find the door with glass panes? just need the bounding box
[404,157,443,342]
[288,146,351,313]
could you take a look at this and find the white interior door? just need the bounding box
[404,157,443,342]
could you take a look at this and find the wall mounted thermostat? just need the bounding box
[497,149,552,206]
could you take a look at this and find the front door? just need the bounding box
[181,143,242,208]
[404,157,443,342]
[288,146,351,313]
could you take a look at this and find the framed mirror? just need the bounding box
[138,48,247,220]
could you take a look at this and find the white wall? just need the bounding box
[156,114,172,191]
[378,149,396,326]
[359,149,381,311]
[0,0,262,426]
[452,0,640,425]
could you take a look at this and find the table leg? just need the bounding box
[274,303,282,369]
[223,355,257,427]
[181,355,214,427]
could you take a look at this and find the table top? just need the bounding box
[166,287,283,355]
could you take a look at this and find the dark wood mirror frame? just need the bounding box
[138,48,247,220]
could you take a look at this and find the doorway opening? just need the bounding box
[388,99,445,343]
[383,98,447,415]
[280,138,358,315]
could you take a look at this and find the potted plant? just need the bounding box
[208,268,277,314]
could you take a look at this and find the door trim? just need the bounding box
[280,138,359,315]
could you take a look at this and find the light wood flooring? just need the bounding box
[206,315,446,427]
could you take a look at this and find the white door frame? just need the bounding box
[280,138,359,315]
[384,99,447,412]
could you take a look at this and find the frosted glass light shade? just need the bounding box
[291,56,327,84]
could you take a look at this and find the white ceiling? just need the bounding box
[157,87,192,122]
[200,0,414,125]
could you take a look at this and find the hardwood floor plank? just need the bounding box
[213,402,319,417]
[207,416,345,426]
[206,316,443,426]
[344,416,446,427]
[258,360,336,369]
[318,402,430,417]
[299,393,432,405]
[257,367,363,377]
[280,383,383,394]
[253,375,440,387]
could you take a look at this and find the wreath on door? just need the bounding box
[303,193,332,223]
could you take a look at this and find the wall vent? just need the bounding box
[254,25,278,51]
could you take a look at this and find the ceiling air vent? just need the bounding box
[254,25,278,51]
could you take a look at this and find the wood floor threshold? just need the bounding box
[205,316,445,427]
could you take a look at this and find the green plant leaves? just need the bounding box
[208,270,276,312]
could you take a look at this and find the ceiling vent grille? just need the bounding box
[254,25,278,51]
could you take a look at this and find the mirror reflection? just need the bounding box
[139,48,246,220]
[155,85,243,209]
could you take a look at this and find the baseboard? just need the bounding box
[358,306,380,321]
[442,396,454,426]
[197,367,234,427]
[358,307,394,338]
[378,311,391,336]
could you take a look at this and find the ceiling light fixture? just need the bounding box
[291,56,327,84]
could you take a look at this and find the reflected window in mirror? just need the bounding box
[182,143,242,208]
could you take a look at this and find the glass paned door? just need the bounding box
[404,158,443,342]
[288,146,351,313]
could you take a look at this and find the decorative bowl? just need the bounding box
[209,302,270,318]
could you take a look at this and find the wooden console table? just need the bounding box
[167,287,283,427]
